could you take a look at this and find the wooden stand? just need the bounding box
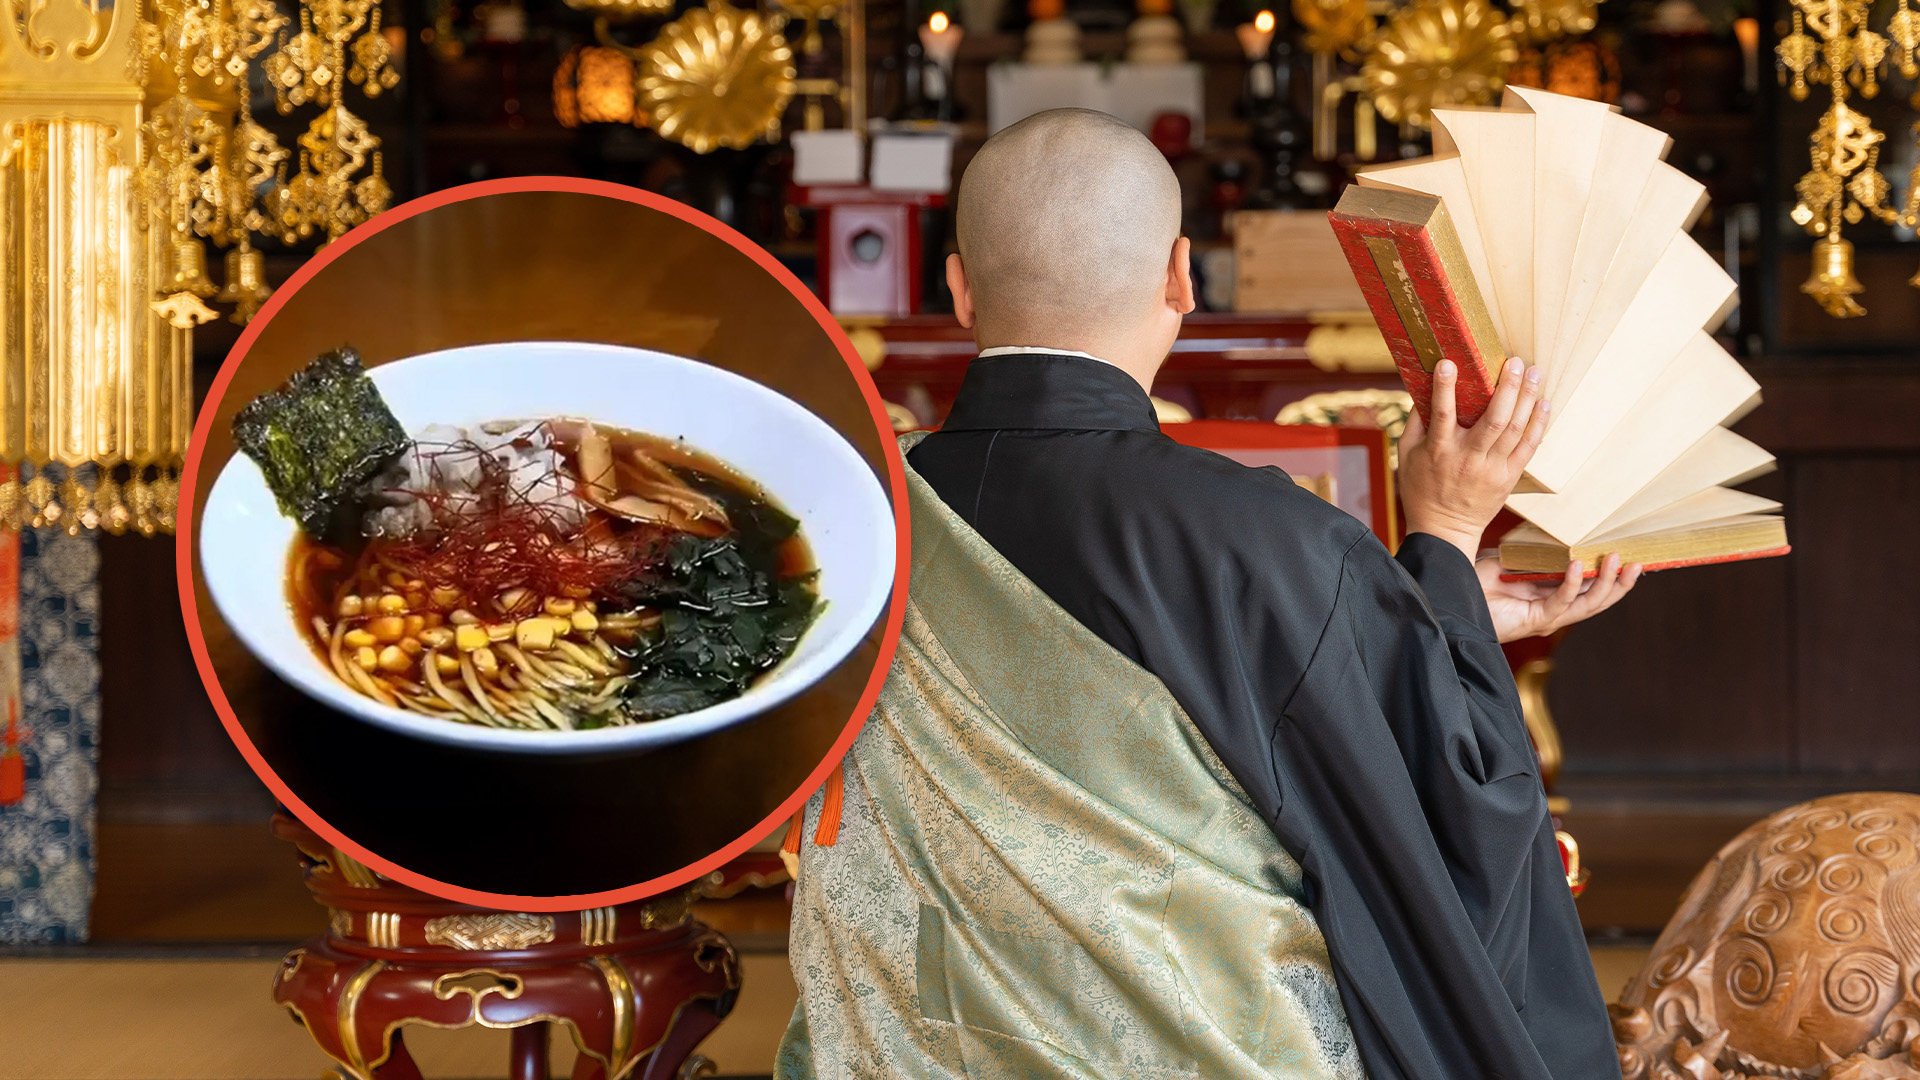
[271,815,739,1080]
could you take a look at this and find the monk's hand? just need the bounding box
[1477,552,1644,642]
[1398,355,1548,563]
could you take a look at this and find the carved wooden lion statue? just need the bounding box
[1612,793,1920,1080]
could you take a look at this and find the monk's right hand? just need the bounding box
[1398,355,1548,563]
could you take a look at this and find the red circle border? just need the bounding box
[175,176,911,912]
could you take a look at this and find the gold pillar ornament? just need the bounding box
[1,0,205,535]
[1778,0,1920,316]
[636,2,797,154]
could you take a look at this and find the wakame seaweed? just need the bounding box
[233,348,409,537]
[616,533,819,723]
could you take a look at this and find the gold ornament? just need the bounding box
[1292,0,1373,56]
[637,2,797,154]
[0,0,205,535]
[565,0,678,19]
[1510,0,1599,45]
[1777,0,1920,316]
[1803,234,1868,318]
[1363,0,1520,129]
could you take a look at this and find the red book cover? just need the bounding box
[1327,186,1506,427]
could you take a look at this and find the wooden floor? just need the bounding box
[15,787,1832,1078]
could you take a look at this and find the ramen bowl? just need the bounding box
[199,341,896,755]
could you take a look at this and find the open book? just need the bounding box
[1326,85,1788,576]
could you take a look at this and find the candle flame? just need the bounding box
[1254,9,1275,32]
[930,10,950,31]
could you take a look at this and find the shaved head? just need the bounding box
[954,109,1185,350]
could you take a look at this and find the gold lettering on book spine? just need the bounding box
[1363,236,1444,371]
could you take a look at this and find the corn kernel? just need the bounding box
[343,629,376,649]
[420,627,454,649]
[487,624,513,642]
[405,591,427,611]
[423,612,444,629]
[368,616,406,643]
[497,587,532,613]
[386,571,408,588]
[583,600,598,613]
[454,625,490,652]
[431,587,462,609]
[398,637,423,657]
[472,647,499,674]
[337,595,364,618]
[354,646,379,670]
[543,597,576,617]
[377,645,411,673]
[403,614,426,637]
[516,618,557,650]
[376,594,407,615]
[571,609,599,633]
[433,653,461,676]
[449,609,478,625]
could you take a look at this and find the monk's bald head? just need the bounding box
[955,109,1183,345]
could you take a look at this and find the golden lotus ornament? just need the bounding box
[1363,0,1520,129]
[637,2,798,154]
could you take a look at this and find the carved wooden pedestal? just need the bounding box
[272,815,740,1080]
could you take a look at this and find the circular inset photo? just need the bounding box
[179,178,907,908]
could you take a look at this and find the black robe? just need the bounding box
[908,353,1620,1080]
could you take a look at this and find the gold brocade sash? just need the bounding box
[776,435,1363,1080]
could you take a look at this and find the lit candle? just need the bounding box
[1236,9,1276,59]
[1237,9,1276,98]
[920,11,965,101]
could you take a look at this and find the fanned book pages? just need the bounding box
[1326,85,1788,576]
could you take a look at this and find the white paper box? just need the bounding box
[870,130,956,194]
[792,129,866,186]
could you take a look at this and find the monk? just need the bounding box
[778,108,1640,1079]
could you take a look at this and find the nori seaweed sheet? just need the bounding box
[232,347,408,537]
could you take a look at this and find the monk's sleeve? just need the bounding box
[1266,529,1618,1080]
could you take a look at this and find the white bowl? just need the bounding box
[200,341,896,754]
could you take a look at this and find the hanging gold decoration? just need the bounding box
[1778,0,1920,316]
[637,2,797,154]
[1362,0,1520,129]
[260,0,397,243]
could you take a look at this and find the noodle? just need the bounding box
[287,417,817,731]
